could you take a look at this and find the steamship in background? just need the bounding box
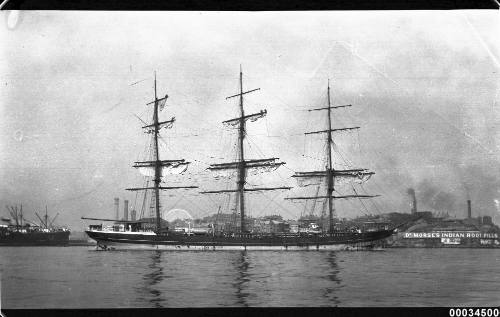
[0,205,70,246]
[82,70,396,250]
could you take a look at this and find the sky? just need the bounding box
[1,10,499,230]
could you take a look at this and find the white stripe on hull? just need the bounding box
[93,239,378,251]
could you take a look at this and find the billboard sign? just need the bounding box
[403,231,499,239]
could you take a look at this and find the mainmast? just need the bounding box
[201,67,291,233]
[153,73,162,231]
[126,72,198,233]
[286,80,378,235]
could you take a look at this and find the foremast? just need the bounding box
[201,67,290,233]
[237,67,246,233]
[286,80,378,234]
[126,73,197,233]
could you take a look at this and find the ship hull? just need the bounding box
[85,229,394,251]
[0,231,70,246]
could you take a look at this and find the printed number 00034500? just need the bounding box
[450,309,499,317]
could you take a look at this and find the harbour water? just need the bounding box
[0,247,499,308]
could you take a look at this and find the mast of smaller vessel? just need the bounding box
[45,206,49,229]
[15,206,19,231]
[237,66,247,233]
[326,80,334,234]
[153,72,162,232]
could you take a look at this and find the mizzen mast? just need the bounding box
[126,72,197,233]
[201,67,290,233]
[286,80,378,234]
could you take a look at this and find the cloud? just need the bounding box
[1,11,499,228]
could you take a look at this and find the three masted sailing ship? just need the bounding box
[84,70,394,250]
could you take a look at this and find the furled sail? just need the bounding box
[210,162,281,179]
[222,110,267,127]
[292,169,374,187]
[134,160,190,177]
[208,158,284,179]
[335,170,373,185]
[142,119,174,134]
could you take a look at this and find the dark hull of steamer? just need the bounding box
[85,229,395,250]
[0,230,70,246]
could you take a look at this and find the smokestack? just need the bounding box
[467,200,471,219]
[114,198,119,220]
[407,188,417,214]
[131,209,136,221]
[124,200,129,221]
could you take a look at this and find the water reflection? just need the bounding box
[140,251,167,308]
[232,251,251,307]
[322,252,341,306]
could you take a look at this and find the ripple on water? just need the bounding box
[0,247,499,307]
